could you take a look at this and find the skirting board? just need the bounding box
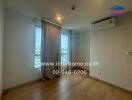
[89,76,132,94]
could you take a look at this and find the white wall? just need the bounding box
[71,32,79,63]
[90,12,132,91]
[3,9,41,90]
[78,33,90,63]
[0,0,4,97]
[71,32,90,70]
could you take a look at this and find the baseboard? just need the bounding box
[3,78,41,94]
[89,76,132,94]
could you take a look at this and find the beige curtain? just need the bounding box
[41,20,61,80]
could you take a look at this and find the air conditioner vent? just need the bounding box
[91,17,117,32]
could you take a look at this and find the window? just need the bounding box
[61,30,70,65]
[34,26,42,69]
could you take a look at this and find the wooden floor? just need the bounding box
[2,75,132,100]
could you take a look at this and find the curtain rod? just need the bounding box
[33,17,62,28]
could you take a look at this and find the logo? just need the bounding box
[111,5,125,17]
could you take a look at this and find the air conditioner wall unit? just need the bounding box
[91,17,117,32]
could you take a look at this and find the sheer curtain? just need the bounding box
[41,20,61,79]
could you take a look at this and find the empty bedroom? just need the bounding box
[0,0,132,100]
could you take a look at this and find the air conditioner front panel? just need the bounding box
[92,17,116,32]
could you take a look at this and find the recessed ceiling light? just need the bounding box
[56,16,61,22]
[54,12,63,23]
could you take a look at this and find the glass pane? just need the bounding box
[61,34,69,54]
[35,27,41,51]
[34,26,41,69]
[61,55,68,64]
[61,30,70,64]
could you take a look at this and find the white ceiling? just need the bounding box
[4,0,132,32]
